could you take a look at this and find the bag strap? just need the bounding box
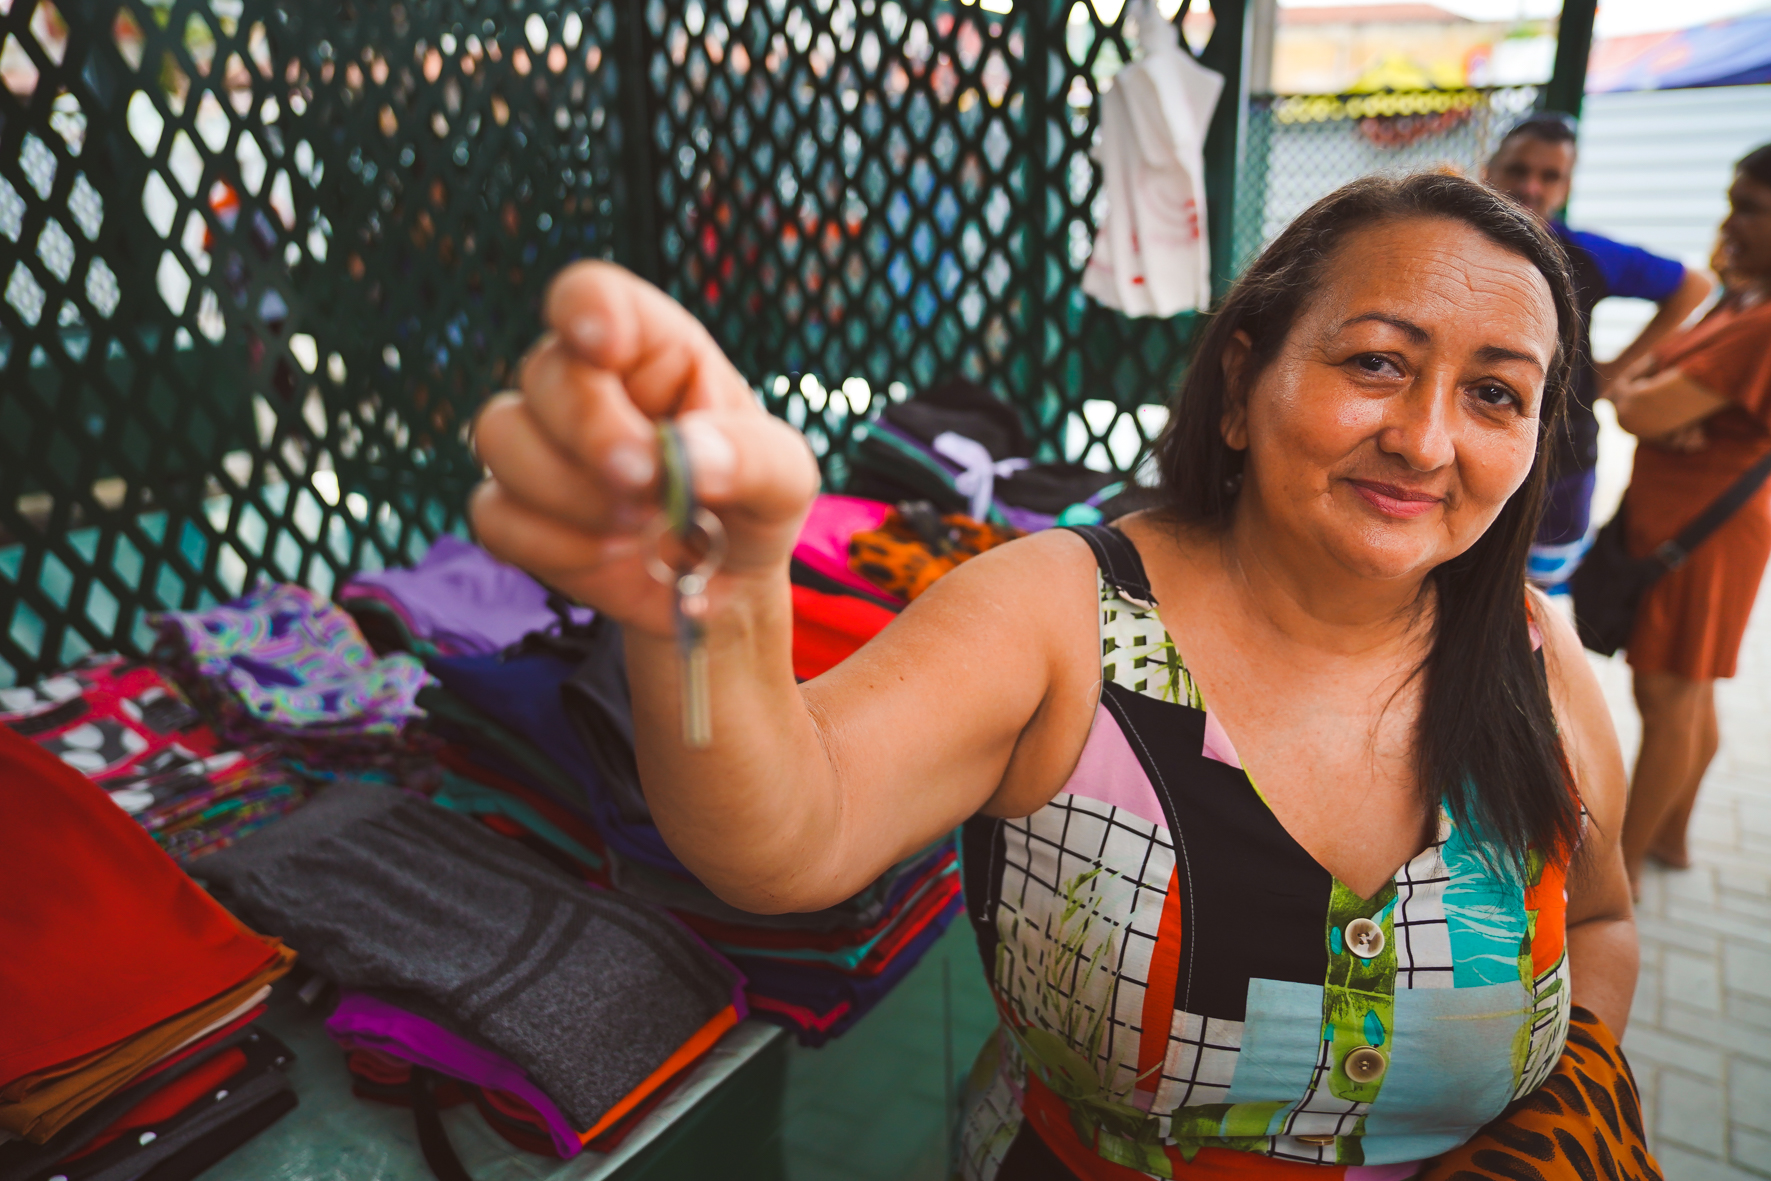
[1656,446,1771,571]
[1062,524,1157,604]
[410,1067,475,1181]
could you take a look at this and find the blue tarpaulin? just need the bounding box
[1588,11,1771,92]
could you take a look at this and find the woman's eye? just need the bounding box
[1353,353,1397,375]
[1473,383,1518,408]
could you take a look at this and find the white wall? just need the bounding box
[1567,83,1771,363]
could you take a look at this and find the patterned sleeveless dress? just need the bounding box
[957,526,1574,1180]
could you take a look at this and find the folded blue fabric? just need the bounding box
[425,649,684,873]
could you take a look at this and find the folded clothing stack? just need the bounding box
[844,377,1142,531]
[788,495,903,679]
[0,727,297,1181]
[0,655,219,783]
[194,782,744,1161]
[0,656,309,864]
[337,534,593,658]
[153,583,436,784]
[407,615,963,1046]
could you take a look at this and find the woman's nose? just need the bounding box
[1378,379,1457,472]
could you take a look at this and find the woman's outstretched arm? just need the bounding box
[470,262,1100,914]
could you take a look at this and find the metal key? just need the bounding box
[647,422,726,749]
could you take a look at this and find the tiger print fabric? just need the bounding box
[847,509,1020,600]
[1420,1007,1661,1181]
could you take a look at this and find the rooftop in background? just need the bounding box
[1280,0,1771,37]
[1588,8,1771,91]
[1279,4,1470,22]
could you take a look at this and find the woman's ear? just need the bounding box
[1219,330,1254,451]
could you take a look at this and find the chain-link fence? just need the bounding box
[1231,84,1541,270]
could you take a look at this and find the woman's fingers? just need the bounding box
[477,260,819,605]
[469,482,650,597]
[474,392,650,534]
[674,408,822,526]
[516,338,663,495]
[542,261,754,416]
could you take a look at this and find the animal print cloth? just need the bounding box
[956,526,1590,1180]
[847,506,1019,600]
[1419,1007,1660,1181]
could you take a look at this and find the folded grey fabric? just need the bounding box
[194,784,740,1129]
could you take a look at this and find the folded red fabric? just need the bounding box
[62,1047,249,1160]
[790,584,897,680]
[0,726,288,1084]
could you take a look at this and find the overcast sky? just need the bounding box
[1276,0,1770,37]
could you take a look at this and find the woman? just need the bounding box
[471,174,1643,1179]
[1611,144,1771,889]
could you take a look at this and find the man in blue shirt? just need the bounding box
[1484,113,1714,587]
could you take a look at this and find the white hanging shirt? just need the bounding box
[1080,0,1225,317]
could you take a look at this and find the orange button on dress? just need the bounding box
[1625,296,1771,681]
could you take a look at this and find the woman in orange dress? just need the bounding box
[1612,143,1771,889]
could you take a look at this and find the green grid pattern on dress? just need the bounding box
[0,0,624,685]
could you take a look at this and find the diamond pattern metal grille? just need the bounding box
[9,0,1540,692]
[640,0,1230,486]
[3,0,1253,687]
[0,0,623,685]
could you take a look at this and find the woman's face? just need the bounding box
[1720,172,1771,281]
[1223,216,1557,585]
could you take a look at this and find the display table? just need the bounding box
[197,985,790,1181]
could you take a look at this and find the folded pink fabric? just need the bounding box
[793,495,900,602]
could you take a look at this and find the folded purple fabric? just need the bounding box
[339,536,593,657]
[327,991,586,1157]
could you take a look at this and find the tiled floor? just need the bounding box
[780,920,998,1181]
[1586,588,1771,1180]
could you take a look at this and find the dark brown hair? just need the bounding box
[1740,142,1771,189]
[1155,171,1582,861]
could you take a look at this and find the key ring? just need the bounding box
[644,421,727,601]
[643,506,726,599]
[648,421,724,749]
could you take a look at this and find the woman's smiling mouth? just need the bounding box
[1346,478,1445,519]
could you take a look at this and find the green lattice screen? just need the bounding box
[2,0,1250,687]
[639,0,1236,484]
[0,0,625,685]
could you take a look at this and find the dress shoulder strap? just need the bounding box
[1063,524,1157,606]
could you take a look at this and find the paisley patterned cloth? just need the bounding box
[156,583,428,737]
[957,526,1576,1180]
